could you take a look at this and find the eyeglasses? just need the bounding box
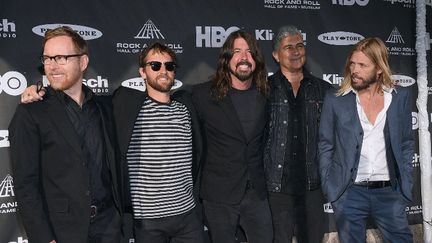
[145,61,176,72]
[41,54,85,65]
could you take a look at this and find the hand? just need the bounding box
[49,240,56,243]
[21,85,45,103]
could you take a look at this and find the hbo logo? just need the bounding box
[0,71,27,96]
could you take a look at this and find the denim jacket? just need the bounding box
[263,69,333,192]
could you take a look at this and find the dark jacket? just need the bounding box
[319,87,414,202]
[112,86,203,211]
[264,70,333,192]
[192,81,268,204]
[9,86,121,243]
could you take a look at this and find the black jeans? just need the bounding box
[203,188,273,243]
[133,208,205,243]
[268,189,326,243]
[87,203,121,243]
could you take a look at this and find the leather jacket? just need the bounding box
[263,69,333,192]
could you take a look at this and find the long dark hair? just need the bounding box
[210,30,269,100]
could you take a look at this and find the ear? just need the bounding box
[272,51,279,63]
[80,54,89,71]
[139,67,147,80]
[376,67,383,75]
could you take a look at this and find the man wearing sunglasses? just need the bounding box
[192,30,273,243]
[112,42,205,242]
[20,42,205,242]
[9,26,121,243]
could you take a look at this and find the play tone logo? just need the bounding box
[391,74,415,87]
[121,77,182,92]
[32,23,102,40]
[318,31,364,45]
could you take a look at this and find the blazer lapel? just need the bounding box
[117,91,148,156]
[343,93,363,144]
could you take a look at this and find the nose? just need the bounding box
[239,50,249,60]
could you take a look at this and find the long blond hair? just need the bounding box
[337,37,394,96]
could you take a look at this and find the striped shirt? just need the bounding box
[126,97,195,219]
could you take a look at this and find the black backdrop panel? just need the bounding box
[0,0,430,242]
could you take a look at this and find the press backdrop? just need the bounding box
[0,0,431,242]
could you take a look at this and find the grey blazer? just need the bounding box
[318,86,414,203]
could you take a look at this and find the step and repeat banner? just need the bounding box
[1,0,431,242]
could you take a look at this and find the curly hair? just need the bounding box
[210,30,269,100]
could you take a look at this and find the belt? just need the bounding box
[353,180,391,189]
[90,200,113,219]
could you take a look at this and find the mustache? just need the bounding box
[236,61,252,68]
[157,74,171,80]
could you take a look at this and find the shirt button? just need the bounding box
[278,164,282,169]
[284,100,288,103]
[275,186,279,190]
[281,143,285,147]
[283,120,287,124]
[294,135,298,139]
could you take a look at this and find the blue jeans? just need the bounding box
[332,185,412,243]
[203,188,273,243]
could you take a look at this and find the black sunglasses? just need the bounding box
[145,61,176,72]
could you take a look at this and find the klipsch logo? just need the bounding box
[323,73,343,86]
[0,19,17,38]
[318,31,364,45]
[116,19,183,54]
[8,237,28,243]
[32,24,102,40]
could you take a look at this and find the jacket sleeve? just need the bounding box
[400,88,414,201]
[9,105,56,243]
[317,90,336,200]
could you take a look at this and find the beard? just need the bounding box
[230,60,254,82]
[146,74,174,92]
[351,74,377,91]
